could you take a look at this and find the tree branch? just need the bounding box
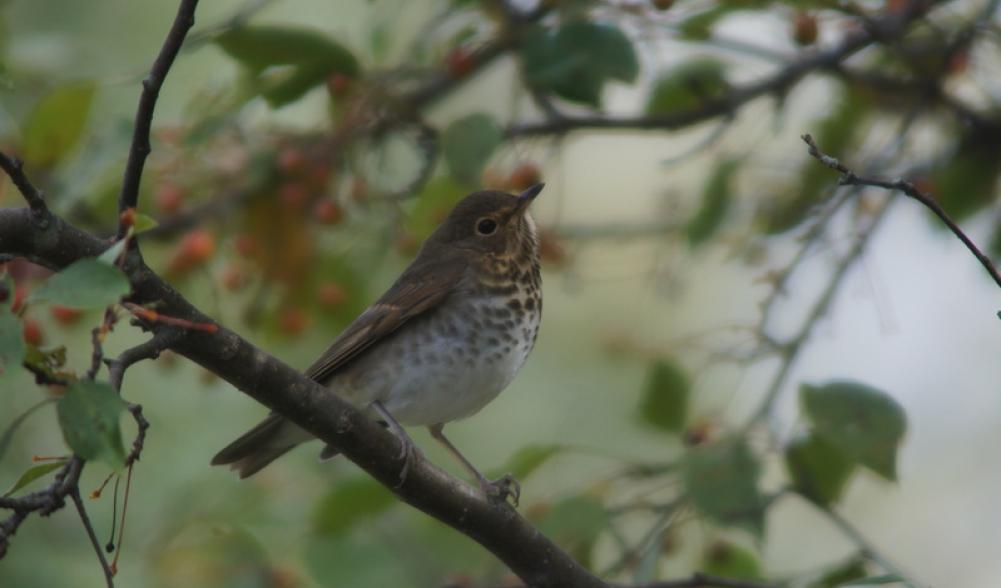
[70,488,115,588]
[116,0,199,239]
[507,4,935,138]
[0,457,84,558]
[0,205,606,587]
[0,152,47,218]
[801,133,1001,291]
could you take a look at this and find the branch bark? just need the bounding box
[507,3,936,138]
[0,205,606,587]
[116,0,199,239]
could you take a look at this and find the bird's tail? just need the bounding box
[211,413,313,478]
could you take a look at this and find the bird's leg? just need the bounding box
[428,424,520,506]
[371,401,416,488]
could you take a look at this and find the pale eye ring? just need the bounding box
[476,218,498,235]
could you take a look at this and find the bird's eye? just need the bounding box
[476,218,498,235]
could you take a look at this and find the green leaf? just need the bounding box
[132,213,159,234]
[785,433,856,506]
[494,444,564,480]
[259,62,338,108]
[700,541,763,580]
[682,439,765,537]
[809,556,870,588]
[306,534,410,588]
[0,399,55,463]
[800,381,907,481]
[676,0,768,39]
[215,26,359,108]
[442,113,502,185]
[56,380,126,469]
[0,309,25,382]
[646,58,729,116]
[97,239,127,265]
[522,21,638,107]
[22,82,96,167]
[931,130,1001,222]
[4,460,67,497]
[536,495,608,568]
[687,158,740,247]
[639,359,689,433]
[29,257,130,310]
[313,476,395,536]
[215,26,359,74]
[678,5,743,40]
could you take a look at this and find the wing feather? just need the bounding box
[303,254,467,383]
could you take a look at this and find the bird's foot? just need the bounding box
[391,428,417,489]
[479,473,521,507]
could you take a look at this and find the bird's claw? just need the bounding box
[392,430,417,489]
[480,473,521,507]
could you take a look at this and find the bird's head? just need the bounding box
[424,184,544,261]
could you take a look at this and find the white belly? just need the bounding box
[328,293,540,426]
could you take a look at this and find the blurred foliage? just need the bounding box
[1,0,999,586]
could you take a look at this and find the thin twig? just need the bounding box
[746,197,895,427]
[808,497,922,588]
[0,457,84,559]
[801,133,1001,291]
[0,152,48,219]
[508,3,935,138]
[70,489,115,588]
[116,0,199,239]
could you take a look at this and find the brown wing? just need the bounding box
[303,253,467,384]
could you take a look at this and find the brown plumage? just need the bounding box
[212,184,544,501]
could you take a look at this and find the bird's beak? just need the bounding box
[513,183,544,215]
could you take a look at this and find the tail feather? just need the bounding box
[212,413,312,478]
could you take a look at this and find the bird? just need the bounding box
[212,183,545,503]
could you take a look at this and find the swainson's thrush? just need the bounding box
[212,184,545,502]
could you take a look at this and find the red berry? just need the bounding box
[313,198,344,225]
[120,207,136,228]
[480,167,508,190]
[183,230,215,262]
[221,266,246,291]
[948,49,970,75]
[508,163,542,191]
[326,73,353,98]
[349,177,368,203]
[22,317,43,346]
[51,305,83,326]
[793,12,818,46]
[279,183,309,209]
[445,48,475,78]
[11,285,27,313]
[278,148,307,175]
[539,229,568,267]
[278,308,309,335]
[394,231,420,256]
[155,184,185,214]
[317,282,348,308]
[234,234,257,258]
[168,229,216,275]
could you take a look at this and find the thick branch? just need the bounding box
[801,133,1001,290]
[0,206,605,587]
[116,0,199,239]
